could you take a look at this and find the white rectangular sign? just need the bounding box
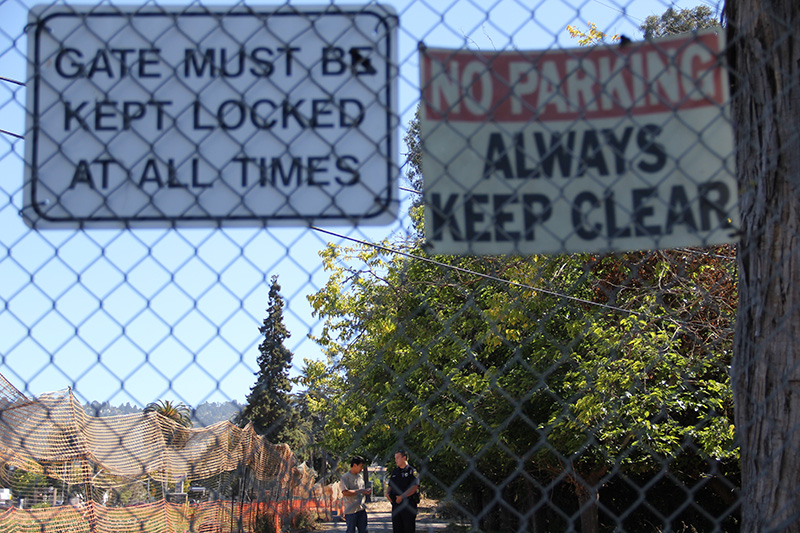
[25,5,398,228]
[420,30,738,254]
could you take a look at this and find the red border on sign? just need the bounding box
[421,32,726,123]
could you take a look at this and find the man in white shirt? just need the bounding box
[341,456,372,533]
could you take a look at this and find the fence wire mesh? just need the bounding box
[0,0,787,531]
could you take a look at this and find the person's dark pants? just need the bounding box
[345,509,367,533]
[391,503,417,533]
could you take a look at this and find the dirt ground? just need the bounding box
[313,498,452,532]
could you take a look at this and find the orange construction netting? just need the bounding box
[0,372,340,532]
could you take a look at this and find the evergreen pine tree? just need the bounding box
[238,275,295,442]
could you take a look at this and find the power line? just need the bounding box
[1,77,25,139]
[591,0,644,23]
[310,226,640,316]
[0,76,24,87]
[0,128,23,140]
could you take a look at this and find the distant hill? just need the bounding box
[82,400,244,427]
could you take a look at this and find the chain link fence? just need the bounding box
[0,0,790,531]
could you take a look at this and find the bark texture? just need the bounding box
[576,482,599,533]
[727,0,800,530]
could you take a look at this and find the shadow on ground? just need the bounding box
[314,499,454,532]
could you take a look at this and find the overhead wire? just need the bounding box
[0,76,24,87]
[309,225,740,345]
[0,128,23,139]
[0,76,25,139]
[311,225,641,316]
[591,0,645,23]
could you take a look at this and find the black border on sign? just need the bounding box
[29,7,397,225]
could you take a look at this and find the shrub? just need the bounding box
[254,512,277,533]
[291,509,320,531]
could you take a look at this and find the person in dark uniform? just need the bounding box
[386,450,420,533]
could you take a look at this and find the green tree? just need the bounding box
[640,6,719,39]
[309,110,738,530]
[545,251,737,532]
[293,357,345,480]
[307,7,737,529]
[562,11,736,530]
[238,275,295,444]
[310,241,738,531]
[145,399,193,452]
[144,399,192,427]
[11,469,52,506]
[116,480,150,505]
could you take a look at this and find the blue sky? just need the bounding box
[0,0,719,408]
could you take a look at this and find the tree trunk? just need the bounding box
[576,481,599,533]
[470,484,485,530]
[523,478,545,533]
[363,463,371,503]
[572,465,603,533]
[727,0,800,530]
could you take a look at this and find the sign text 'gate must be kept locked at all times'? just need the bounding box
[25,5,399,228]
